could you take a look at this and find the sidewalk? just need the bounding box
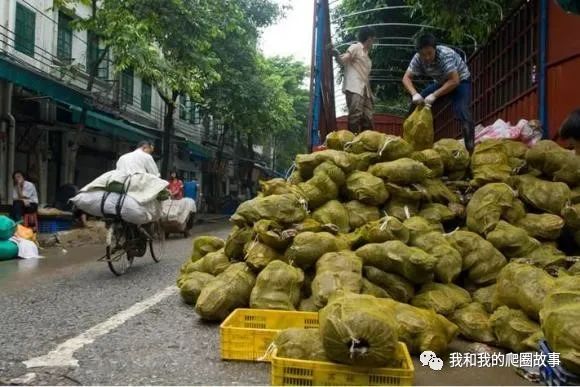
[194,213,230,224]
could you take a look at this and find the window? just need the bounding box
[121,69,134,105]
[189,104,197,124]
[87,32,109,79]
[15,3,36,57]
[179,95,188,120]
[57,12,73,61]
[141,82,152,113]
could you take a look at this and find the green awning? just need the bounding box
[70,106,157,142]
[186,141,213,160]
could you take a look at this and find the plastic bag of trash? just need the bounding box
[312,252,363,308]
[450,302,495,344]
[540,276,580,373]
[419,203,456,224]
[253,220,294,250]
[356,240,437,284]
[411,283,472,316]
[355,216,410,245]
[273,328,327,361]
[420,178,461,204]
[380,298,458,355]
[244,239,284,272]
[471,140,513,186]
[363,266,415,303]
[195,263,256,321]
[433,139,470,179]
[385,184,425,221]
[296,150,358,178]
[515,213,565,241]
[487,221,541,258]
[231,194,307,226]
[403,106,434,151]
[493,262,557,320]
[361,278,391,298]
[466,183,517,235]
[490,306,541,353]
[345,201,381,230]
[191,236,225,262]
[345,171,389,206]
[250,261,304,310]
[472,284,497,314]
[369,158,432,185]
[326,130,355,151]
[511,174,571,215]
[411,231,463,283]
[285,231,349,269]
[179,272,215,305]
[411,149,444,177]
[224,226,254,260]
[189,248,231,276]
[319,293,399,366]
[447,230,507,285]
[311,200,350,234]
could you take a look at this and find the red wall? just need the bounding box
[547,2,580,137]
[335,114,404,136]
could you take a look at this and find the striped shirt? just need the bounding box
[407,45,470,84]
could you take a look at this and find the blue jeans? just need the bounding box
[420,80,473,126]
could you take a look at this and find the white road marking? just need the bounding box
[24,286,178,368]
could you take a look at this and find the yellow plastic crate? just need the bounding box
[271,342,414,386]
[220,308,319,362]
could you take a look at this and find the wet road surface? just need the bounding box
[0,221,533,386]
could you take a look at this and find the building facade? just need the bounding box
[0,0,212,206]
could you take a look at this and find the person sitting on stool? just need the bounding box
[10,171,38,222]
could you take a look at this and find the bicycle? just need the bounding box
[100,218,166,276]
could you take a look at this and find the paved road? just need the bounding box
[0,221,532,386]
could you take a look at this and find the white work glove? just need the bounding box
[425,93,437,107]
[412,93,424,105]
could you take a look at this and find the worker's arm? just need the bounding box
[331,43,359,66]
[402,70,419,96]
[425,71,460,106]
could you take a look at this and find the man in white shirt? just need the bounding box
[331,27,376,134]
[116,140,160,177]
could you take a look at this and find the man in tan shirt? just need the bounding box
[331,27,376,134]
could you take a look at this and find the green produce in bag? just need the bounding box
[516,213,565,241]
[368,158,432,185]
[493,262,556,320]
[361,278,391,298]
[188,248,231,276]
[345,171,389,206]
[419,203,456,224]
[363,266,415,303]
[450,302,496,344]
[411,231,462,283]
[553,155,580,186]
[503,140,528,159]
[419,178,461,204]
[326,130,355,151]
[179,272,215,305]
[562,203,580,229]
[472,284,497,314]
[319,293,399,367]
[311,200,350,234]
[297,171,339,209]
[502,198,527,223]
[487,221,541,258]
[411,283,472,316]
[250,261,304,310]
[231,193,307,226]
[190,236,225,262]
[526,140,574,178]
[225,226,254,260]
[353,152,380,171]
[356,240,437,284]
[296,149,358,177]
[433,139,470,179]
[540,276,580,373]
[380,298,458,355]
[299,297,318,312]
[403,216,443,243]
[195,263,256,321]
[314,161,346,186]
[244,240,283,272]
[285,231,349,269]
[354,216,410,245]
[259,178,295,197]
[447,230,507,286]
[490,306,541,353]
[273,328,328,361]
[569,261,580,275]
[385,184,425,221]
[511,174,571,215]
[253,220,294,250]
[470,140,512,186]
[466,183,516,235]
[411,149,444,177]
[312,251,363,308]
[344,130,388,154]
[403,105,434,151]
[345,201,381,230]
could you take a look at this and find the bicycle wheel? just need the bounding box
[106,223,134,276]
[149,221,166,263]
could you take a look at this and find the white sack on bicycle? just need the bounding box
[81,171,168,205]
[161,198,196,225]
[71,191,161,225]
